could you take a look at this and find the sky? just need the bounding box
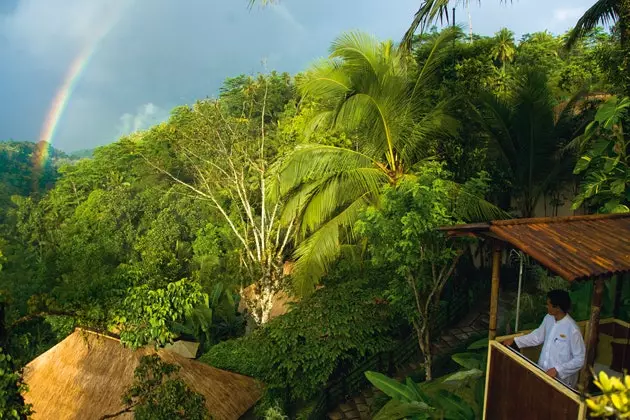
[0,0,595,152]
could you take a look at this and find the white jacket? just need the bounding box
[514,314,586,388]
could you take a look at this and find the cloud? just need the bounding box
[0,0,129,60]
[552,7,585,23]
[117,103,170,136]
[1,0,596,152]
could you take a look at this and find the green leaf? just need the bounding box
[451,353,484,370]
[610,204,630,214]
[365,371,416,402]
[611,179,626,195]
[595,96,630,128]
[436,389,476,419]
[467,337,489,350]
[405,377,428,403]
[573,155,592,174]
[373,399,433,420]
[444,368,483,383]
[591,139,611,157]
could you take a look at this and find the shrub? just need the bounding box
[202,279,397,407]
[0,347,32,419]
[199,334,264,380]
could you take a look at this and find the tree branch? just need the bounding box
[99,404,137,420]
[141,154,255,262]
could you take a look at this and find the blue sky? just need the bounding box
[0,0,594,152]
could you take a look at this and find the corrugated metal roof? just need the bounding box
[443,213,630,282]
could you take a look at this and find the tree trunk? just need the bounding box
[243,265,284,326]
[258,284,275,325]
[423,329,433,381]
[414,319,433,381]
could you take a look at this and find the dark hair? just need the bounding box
[547,289,571,313]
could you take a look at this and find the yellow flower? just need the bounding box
[597,371,613,392]
[612,393,625,410]
[611,376,626,392]
[586,398,602,411]
[587,374,630,417]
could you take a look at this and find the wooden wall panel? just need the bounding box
[485,345,580,420]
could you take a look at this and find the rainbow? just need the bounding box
[34,1,130,172]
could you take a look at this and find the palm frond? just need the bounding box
[329,31,385,87]
[299,59,352,102]
[566,0,618,49]
[276,144,378,196]
[295,168,388,237]
[336,92,406,163]
[401,0,454,52]
[475,91,517,168]
[400,102,460,163]
[291,194,371,296]
[449,181,512,221]
[411,26,460,99]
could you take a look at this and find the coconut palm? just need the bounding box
[567,0,630,94]
[567,0,630,49]
[274,29,506,295]
[403,1,630,58]
[402,0,513,50]
[477,69,592,217]
[492,28,516,71]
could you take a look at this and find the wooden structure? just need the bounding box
[443,213,630,420]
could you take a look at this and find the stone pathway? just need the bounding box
[326,302,496,420]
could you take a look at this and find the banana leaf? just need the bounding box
[373,400,433,420]
[365,371,416,402]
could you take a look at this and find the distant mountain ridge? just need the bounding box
[0,139,95,160]
[68,148,94,159]
[0,141,71,209]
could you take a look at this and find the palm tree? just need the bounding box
[567,0,630,94]
[492,28,516,71]
[402,0,512,50]
[477,69,591,217]
[403,1,630,63]
[274,29,505,294]
[567,0,630,49]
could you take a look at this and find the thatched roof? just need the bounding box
[22,329,263,420]
[164,340,199,359]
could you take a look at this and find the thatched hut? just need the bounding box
[22,329,263,420]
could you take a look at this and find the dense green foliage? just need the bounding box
[357,163,492,379]
[0,348,32,419]
[202,278,400,405]
[364,338,488,420]
[113,279,208,349]
[573,95,630,212]
[1,6,629,417]
[109,354,210,420]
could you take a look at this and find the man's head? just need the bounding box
[546,289,571,317]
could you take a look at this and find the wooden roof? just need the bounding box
[443,213,630,282]
[23,329,263,420]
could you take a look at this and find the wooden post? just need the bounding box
[579,277,605,393]
[489,245,501,340]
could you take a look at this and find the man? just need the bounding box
[502,289,586,388]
